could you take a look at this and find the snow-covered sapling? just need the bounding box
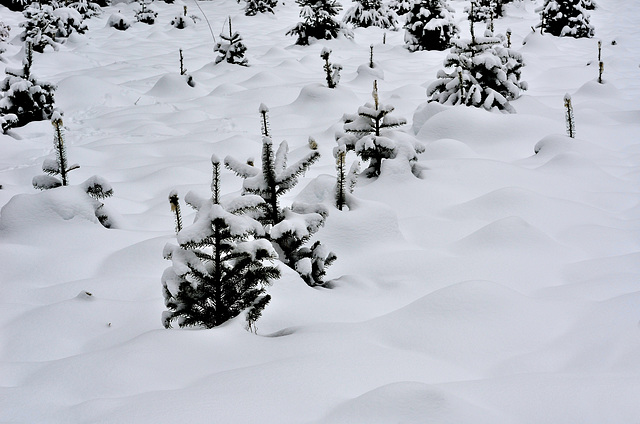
[135,0,157,24]
[287,0,352,46]
[337,80,408,177]
[171,6,197,28]
[108,13,131,30]
[506,27,511,47]
[582,0,596,10]
[214,17,248,66]
[32,114,115,227]
[389,0,413,16]
[294,241,337,287]
[162,155,280,329]
[225,105,335,286]
[245,0,277,16]
[537,0,594,38]
[369,44,375,68]
[343,0,398,30]
[335,146,359,210]
[0,42,56,131]
[427,25,527,112]
[404,0,458,51]
[169,190,183,234]
[597,40,604,83]
[32,115,79,189]
[68,0,103,19]
[320,47,341,89]
[20,3,60,52]
[564,93,575,138]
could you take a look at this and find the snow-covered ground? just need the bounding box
[1,0,639,422]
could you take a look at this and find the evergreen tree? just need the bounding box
[225,105,336,286]
[32,114,79,189]
[343,0,398,30]
[537,0,594,38]
[389,0,413,16]
[32,114,115,227]
[107,13,131,30]
[68,0,102,19]
[20,3,87,52]
[214,18,248,66]
[334,145,359,211]
[245,0,277,16]
[162,155,280,329]
[135,0,158,24]
[321,47,341,89]
[287,0,352,46]
[404,0,458,51]
[427,25,527,112]
[337,80,411,177]
[0,43,56,131]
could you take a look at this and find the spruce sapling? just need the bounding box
[404,0,458,51]
[343,0,398,30]
[536,0,594,38]
[135,0,157,24]
[320,47,341,89]
[287,0,352,45]
[337,80,408,177]
[162,155,280,329]
[335,146,359,211]
[214,17,248,66]
[0,42,56,131]
[244,0,277,16]
[32,115,79,190]
[169,190,183,234]
[564,93,575,138]
[597,40,603,83]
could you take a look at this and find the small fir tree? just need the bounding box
[245,0,277,16]
[404,0,458,52]
[0,43,56,131]
[337,80,409,177]
[287,0,352,46]
[32,114,115,227]
[20,4,61,52]
[32,115,79,189]
[320,47,341,89]
[427,24,527,112]
[537,0,594,38]
[389,0,413,16]
[343,0,398,30]
[68,0,102,19]
[214,17,248,66]
[135,0,158,24]
[225,105,335,286]
[107,13,131,30]
[162,155,280,329]
[334,145,359,210]
[169,190,183,234]
[564,93,575,138]
[171,6,198,28]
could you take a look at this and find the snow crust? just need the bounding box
[1,0,639,423]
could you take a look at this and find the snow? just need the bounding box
[1,0,640,422]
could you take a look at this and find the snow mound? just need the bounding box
[319,381,513,424]
[57,75,136,110]
[145,74,198,98]
[0,186,102,233]
[423,138,477,159]
[451,216,560,254]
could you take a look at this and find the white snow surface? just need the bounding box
[1,0,640,422]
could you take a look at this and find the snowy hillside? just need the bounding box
[1,0,639,422]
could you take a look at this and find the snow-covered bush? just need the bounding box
[32,115,115,227]
[171,6,197,28]
[287,0,353,46]
[404,0,458,51]
[135,0,157,24]
[337,80,423,178]
[20,3,87,52]
[537,0,594,38]
[320,47,341,89]
[225,105,336,286]
[214,18,248,66]
[107,13,131,30]
[245,0,277,16]
[389,0,413,16]
[162,156,280,330]
[427,30,527,112]
[0,43,56,131]
[68,0,102,19]
[343,0,398,30]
